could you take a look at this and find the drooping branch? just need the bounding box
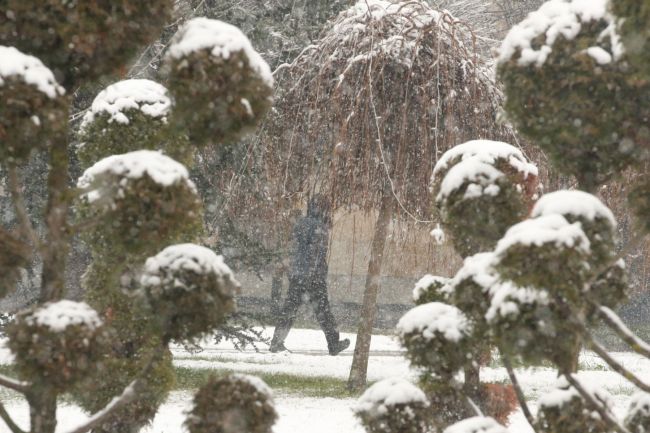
[563,373,630,433]
[7,165,40,248]
[63,344,166,433]
[598,306,650,359]
[501,351,537,431]
[0,401,26,433]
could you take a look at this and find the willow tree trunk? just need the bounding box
[347,191,393,392]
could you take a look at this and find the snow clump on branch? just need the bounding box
[0,46,65,98]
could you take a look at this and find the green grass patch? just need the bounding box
[174,366,360,398]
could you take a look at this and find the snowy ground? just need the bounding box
[0,327,648,432]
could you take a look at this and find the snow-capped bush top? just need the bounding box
[77,150,196,203]
[0,46,64,98]
[167,18,273,87]
[412,274,450,301]
[432,140,538,180]
[626,392,650,420]
[498,0,623,67]
[443,416,507,433]
[494,214,590,256]
[450,252,497,292]
[80,79,171,130]
[436,158,504,201]
[230,374,274,398]
[486,281,549,322]
[531,190,616,228]
[397,302,471,342]
[538,377,613,410]
[141,243,235,290]
[27,300,102,333]
[355,377,428,417]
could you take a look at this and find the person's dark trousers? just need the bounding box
[307,281,340,351]
[270,276,305,349]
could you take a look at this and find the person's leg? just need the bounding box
[270,277,304,351]
[308,282,349,355]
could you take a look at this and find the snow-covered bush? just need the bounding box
[0,0,173,86]
[397,302,473,378]
[77,79,191,168]
[625,392,650,433]
[141,244,239,342]
[534,380,614,433]
[412,274,451,305]
[165,18,274,146]
[443,416,507,433]
[610,0,650,75]
[185,374,277,433]
[0,46,66,163]
[354,378,430,433]
[431,140,538,257]
[497,0,647,191]
[7,301,110,391]
[76,150,203,256]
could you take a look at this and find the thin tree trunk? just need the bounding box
[41,128,69,302]
[28,387,57,433]
[347,191,393,392]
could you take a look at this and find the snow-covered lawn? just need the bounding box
[0,327,648,433]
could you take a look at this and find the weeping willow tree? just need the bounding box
[260,0,514,391]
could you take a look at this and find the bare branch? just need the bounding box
[0,374,29,394]
[7,165,40,248]
[0,401,26,433]
[563,373,630,433]
[63,344,166,433]
[598,306,650,359]
[501,351,537,432]
[588,337,650,393]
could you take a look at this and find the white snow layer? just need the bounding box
[77,150,196,203]
[450,252,497,292]
[167,18,273,87]
[0,46,64,98]
[494,214,590,256]
[28,300,102,333]
[437,158,504,201]
[443,416,508,433]
[412,274,450,302]
[538,376,613,411]
[80,79,171,130]
[626,392,650,420]
[230,373,274,398]
[531,190,616,228]
[397,302,471,342]
[486,281,549,323]
[142,243,236,291]
[433,140,538,180]
[355,377,427,417]
[498,0,623,67]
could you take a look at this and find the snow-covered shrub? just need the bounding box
[0,1,173,86]
[77,79,191,168]
[531,190,617,274]
[497,0,646,190]
[625,392,650,433]
[431,140,538,257]
[7,301,110,391]
[448,253,496,327]
[0,46,66,163]
[492,214,591,303]
[590,259,628,313]
[355,378,430,433]
[443,416,508,433]
[487,281,579,369]
[185,374,277,433]
[141,244,239,342]
[165,18,274,146]
[76,150,202,257]
[413,274,450,305]
[420,379,475,429]
[397,302,473,378]
[534,380,614,433]
[610,0,650,75]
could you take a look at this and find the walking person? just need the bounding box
[269,195,350,355]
